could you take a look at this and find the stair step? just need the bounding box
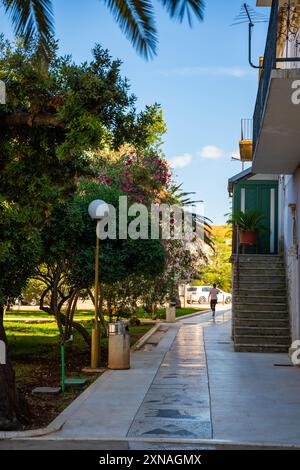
[233,272,285,278]
[235,303,287,312]
[233,255,283,260]
[234,261,284,265]
[236,276,286,283]
[234,289,286,296]
[235,326,290,336]
[235,311,289,319]
[234,344,289,353]
[233,267,285,272]
[233,262,284,267]
[235,282,286,289]
[233,293,287,305]
[235,318,289,328]
[235,334,290,345]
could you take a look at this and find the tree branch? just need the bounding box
[0,112,65,128]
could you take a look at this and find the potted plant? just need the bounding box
[228,210,268,246]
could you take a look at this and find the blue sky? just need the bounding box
[1,0,270,224]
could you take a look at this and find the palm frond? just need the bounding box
[159,0,205,26]
[103,0,157,59]
[3,0,54,56]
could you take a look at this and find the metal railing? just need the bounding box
[241,118,253,141]
[253,0,278,155]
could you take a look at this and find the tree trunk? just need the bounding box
[88,288,107,334]
[151,304,157,320]
[39,286,91,347]
[0,305,28,430]
[0,112,65,128]
[59,313,91,347]
[175,287,182,308]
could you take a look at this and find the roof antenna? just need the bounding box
[231,3,268,69]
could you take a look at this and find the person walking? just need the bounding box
[208,283,220,319]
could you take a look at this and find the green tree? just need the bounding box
[197,232,232,292]
[35,176,166,332]
[2,1,205,59]
[0,38,166,429]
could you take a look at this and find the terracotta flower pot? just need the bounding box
[239,230,257,246]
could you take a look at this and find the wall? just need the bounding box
[280,170,300,343]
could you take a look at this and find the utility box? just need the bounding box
[108,321,130,370]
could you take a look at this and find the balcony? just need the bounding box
[253,0,300,174]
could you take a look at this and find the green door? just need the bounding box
[233,180,278,254]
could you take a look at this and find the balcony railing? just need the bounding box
[253,0,300,157]
[239,119,253,162]
[253,0,278,155]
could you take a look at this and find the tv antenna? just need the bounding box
[231,3,268,69]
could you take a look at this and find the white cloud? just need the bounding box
[159,66,253,78]
[169,153,193,169]
[198,145,225,160]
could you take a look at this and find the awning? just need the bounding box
[227,167,254,196]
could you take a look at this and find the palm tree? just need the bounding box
[2,0,54,56]
[2,0,205,59]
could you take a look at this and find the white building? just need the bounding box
[252,0,300,346]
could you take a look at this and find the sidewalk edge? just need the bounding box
[131,323,161,351]
[0,423,63,440]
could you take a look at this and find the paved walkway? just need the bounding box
[128,322,211,439]
[206,320,300,445]
[33,308,300,447]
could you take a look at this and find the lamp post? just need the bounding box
[0,80,5,105]
[88,199,109,369]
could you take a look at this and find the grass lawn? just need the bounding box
[136,306,207,320]
[5,306,207,322]
[4,305,208,429]
[5,319,154,430]
[5,309,94,321]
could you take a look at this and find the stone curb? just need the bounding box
[131,323,161,351]
[175,310,210,321]
[0,424,63,440]
[15,435,300,449]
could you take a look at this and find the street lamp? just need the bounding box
[88,199,109,369]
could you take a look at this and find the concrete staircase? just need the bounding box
[232,255,290,353]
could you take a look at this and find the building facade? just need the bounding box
[230,0,300,351]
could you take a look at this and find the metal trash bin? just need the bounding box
[108,321,130,370]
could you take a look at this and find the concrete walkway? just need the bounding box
[206,320,300,445]
[32,308,300,447]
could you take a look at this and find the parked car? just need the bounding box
[219,290,232,304]
[187,286,210,304]
[187,286,232,305]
